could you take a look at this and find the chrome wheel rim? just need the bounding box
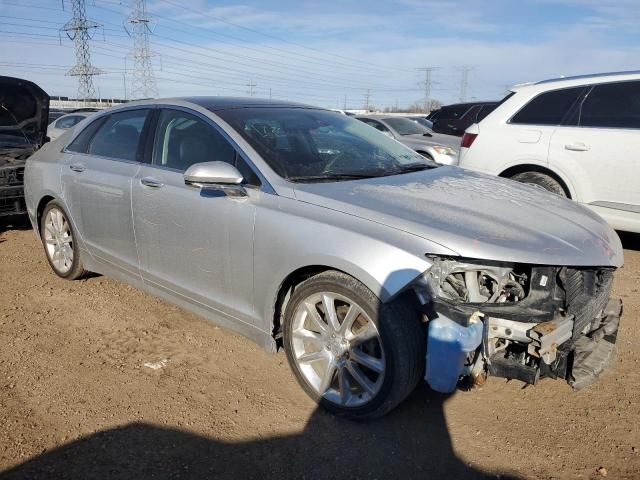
[291,292,385,408]
[43,207,74,274]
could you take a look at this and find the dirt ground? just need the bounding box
[0,221,639,480]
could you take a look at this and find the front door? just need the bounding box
[132,107,259,322]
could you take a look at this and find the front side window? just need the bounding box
[357,118,390,133]
[55,115,84,129]
[510,87,584,126]
[88,109,150,161]
[579,81,640,129]
[152,109,235,171]
[382,117,428,135]
[152,109,260,185]
[218,107,434,181]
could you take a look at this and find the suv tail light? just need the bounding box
[461,132,477,149]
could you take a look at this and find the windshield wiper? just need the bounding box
[390,163,435,174]
[288,173,382,182]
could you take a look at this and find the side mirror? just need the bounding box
[184,161,243,186]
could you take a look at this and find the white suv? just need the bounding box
[458,71,640,233]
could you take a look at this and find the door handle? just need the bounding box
[565,143,590,152]
[69,163,85,173]
[140,176,164,188]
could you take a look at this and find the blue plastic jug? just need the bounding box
[425,313,484,393]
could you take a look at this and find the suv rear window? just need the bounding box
[511,87,584,126]
[579,81,640,129]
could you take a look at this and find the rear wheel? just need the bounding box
[40,201,87,280]
[510,171,568,197]
[283,271,425,420]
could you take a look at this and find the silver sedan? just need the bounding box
[24,98,623,419]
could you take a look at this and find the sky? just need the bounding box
[1,0,639,109]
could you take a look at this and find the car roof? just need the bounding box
[173,97,317,111]
[511,70,640,92]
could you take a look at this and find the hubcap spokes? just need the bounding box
[43,208,74,274]
[292,292,385,408]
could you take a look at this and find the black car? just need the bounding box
[428,101,497,136]
[0,76,49,217]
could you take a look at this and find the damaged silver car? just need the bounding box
[24,98,623,419]
[0,76,49,217]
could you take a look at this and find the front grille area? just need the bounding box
[563,268,614,340]
[0,166,25,186]
[0,166,26,215]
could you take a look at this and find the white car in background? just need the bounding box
[458,71,640,233]
[47,112,92,141]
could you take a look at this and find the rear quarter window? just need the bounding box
[510,87,585,126]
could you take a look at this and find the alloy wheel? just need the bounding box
[43,207,74,274]
[290,292,385,407]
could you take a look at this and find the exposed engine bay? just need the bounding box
[0,76,50,217]
[414,256,622,392]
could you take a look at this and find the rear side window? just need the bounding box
[88,109,150,161]
[436,105,469,119]
[66,116,107,153]
[580,81,640,129]
[510,87,584,125]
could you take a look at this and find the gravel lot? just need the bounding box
[1,221,639,480]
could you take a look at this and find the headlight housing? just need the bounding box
[432,145,457,156]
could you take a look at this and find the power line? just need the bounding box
[125,0,158,99]
[60,0,103,101]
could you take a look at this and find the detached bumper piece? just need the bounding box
[569,298,622,390]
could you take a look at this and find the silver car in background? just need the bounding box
[25,98,623,419]
[356,115,459,164]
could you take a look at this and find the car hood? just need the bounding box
[292,166,623,267]
[0,76,50,151]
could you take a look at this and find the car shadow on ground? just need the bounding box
[618,231,640,252]
[0,385,518,480]
[0,216,32,243]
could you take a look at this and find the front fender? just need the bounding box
[253,195,456,334]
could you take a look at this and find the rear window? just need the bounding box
[511,87,584,126]
[579,81,640,129]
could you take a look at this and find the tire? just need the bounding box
[283,271,425,420]
[510,171,567,197]
[40,200,87,280]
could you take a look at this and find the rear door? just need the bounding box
[506,86,586,170]
[548,80,640,211]
[61,108,151,276]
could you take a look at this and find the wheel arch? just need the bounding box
[499,164,573,198]
[269,261,425,348]
[35,195,56,235]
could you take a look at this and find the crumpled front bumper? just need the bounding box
[569,298,622,389]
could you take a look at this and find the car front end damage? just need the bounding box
[413,257,622,391]
[0,150,31,216]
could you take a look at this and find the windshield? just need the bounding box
[216,107,435,182]
[382,117,429,135]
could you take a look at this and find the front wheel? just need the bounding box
[40,201,87,280]
[283,271,425,420]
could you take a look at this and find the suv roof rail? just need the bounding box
[535,70,640,85]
